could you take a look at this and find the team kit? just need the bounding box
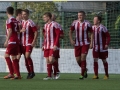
[4,6,110,80]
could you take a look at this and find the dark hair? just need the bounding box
[94,15,102,23]
[78,11,86,15]
[22,9,29,15]
[6,6,14,15]
[16,9,22,16]
[43,12,52,19]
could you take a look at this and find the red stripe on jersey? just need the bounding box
[77,22,80,46]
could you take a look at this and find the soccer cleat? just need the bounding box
[84,68,88,78]
[103,75,109,80]
[27,72,35,79]
[93,75,99,79]
[4,74,14,79]
[43,76,52,80]
[11,76,22,80]
[55,72,60,79]
[26,73,31,79]
[79,75,84,80]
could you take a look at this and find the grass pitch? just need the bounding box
[0,73,119,90]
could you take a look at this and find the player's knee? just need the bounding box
[102,59,107,63]
[4,54,9,58]
[11,56,17,60]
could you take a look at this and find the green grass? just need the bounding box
[0,73,120,90]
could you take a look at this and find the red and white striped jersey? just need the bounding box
[71,20,92,46]
[17,20,22,41]
[6,17,19,44]
[92,24,110,52]
[21,19,37,46]
[53,21,64,36]
[43,21,61,49]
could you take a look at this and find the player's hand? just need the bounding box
[53,45,57,51]
[42,46,44,51]
[70,39,75,46]
[31,41,36,47]
[105,45,108,49]
[89,44,93,49]
[20,28,26,32]
[4,41,8,48]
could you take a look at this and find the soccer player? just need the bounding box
[16,9,23,60]
[92,15,110,79]
[42,12,61,80]
[4,6,21,79]
[21,9,38,79]
[51,14,64,79]
[69,11,93,79]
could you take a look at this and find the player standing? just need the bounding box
[42,12,61,80]
[69,11,93,79]
[21,9,38,79]
[51,14,64,79]
[4,6,21,79]
[92,15,110,79]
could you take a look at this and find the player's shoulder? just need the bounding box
[84,20,91,25]
[28,19,34,23]
[6,17,16,24]
[100,24,107,30]
[73,20,78,23]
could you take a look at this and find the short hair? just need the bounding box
[6,6,14,15]
[16,9,22,16]
[78,11,86,15]
[94,15,102,23]
[43,12,52,19]
[22,9,29,15]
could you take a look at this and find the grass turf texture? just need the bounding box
[0,73,119,90]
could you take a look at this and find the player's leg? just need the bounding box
[43,49,52,80]
[11,55,21,79]
[101,51,109,79]
[52,50,60,79]
[80,45,89,79]
[4,53,14,79]
[25,51,35,79]
[93,50,99,79]
[75,46,81,67]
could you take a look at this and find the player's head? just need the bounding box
[6,6,14,16]
[16,9,22,18]
[93,15,102,25]
[78,11,86,21]
[52,14,57,21]
[22,9,29,20]
[43,12,52,23]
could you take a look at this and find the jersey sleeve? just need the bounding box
[70,20,75,31]
[103,26,111,45]
[6,19,12,29]
[30,20,37,32]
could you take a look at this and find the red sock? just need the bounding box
[47,64,52,77]
[81,60,86,76]
[27,57,34,73]
[12,59,20,77]
[5,57,14,75]
[94,62,98,76]
[53,60,60,73]
[103,62,108,77]
[25,59,31,73]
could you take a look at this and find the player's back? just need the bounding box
[6,17,19,43]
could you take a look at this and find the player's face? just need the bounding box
[43,15,49,23]
[18,14,22,19]
[22,11,29,20]
[78,13,85,21]
[93,17,100,25]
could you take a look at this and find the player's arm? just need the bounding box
[69,25,75,45]
[32,28,38,47]
[4,28,12,47]
[105,31,111,49]
[60,30,64,39]
[89,27,93,49]
[42,29,45,51]
[53,27,60,51]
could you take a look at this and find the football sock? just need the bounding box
[94,62,98,76]
[47,64,52,77]
[81,60,86,76]
[27,57,34,73]
[103,62,108,77]
[25,59,31,73]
